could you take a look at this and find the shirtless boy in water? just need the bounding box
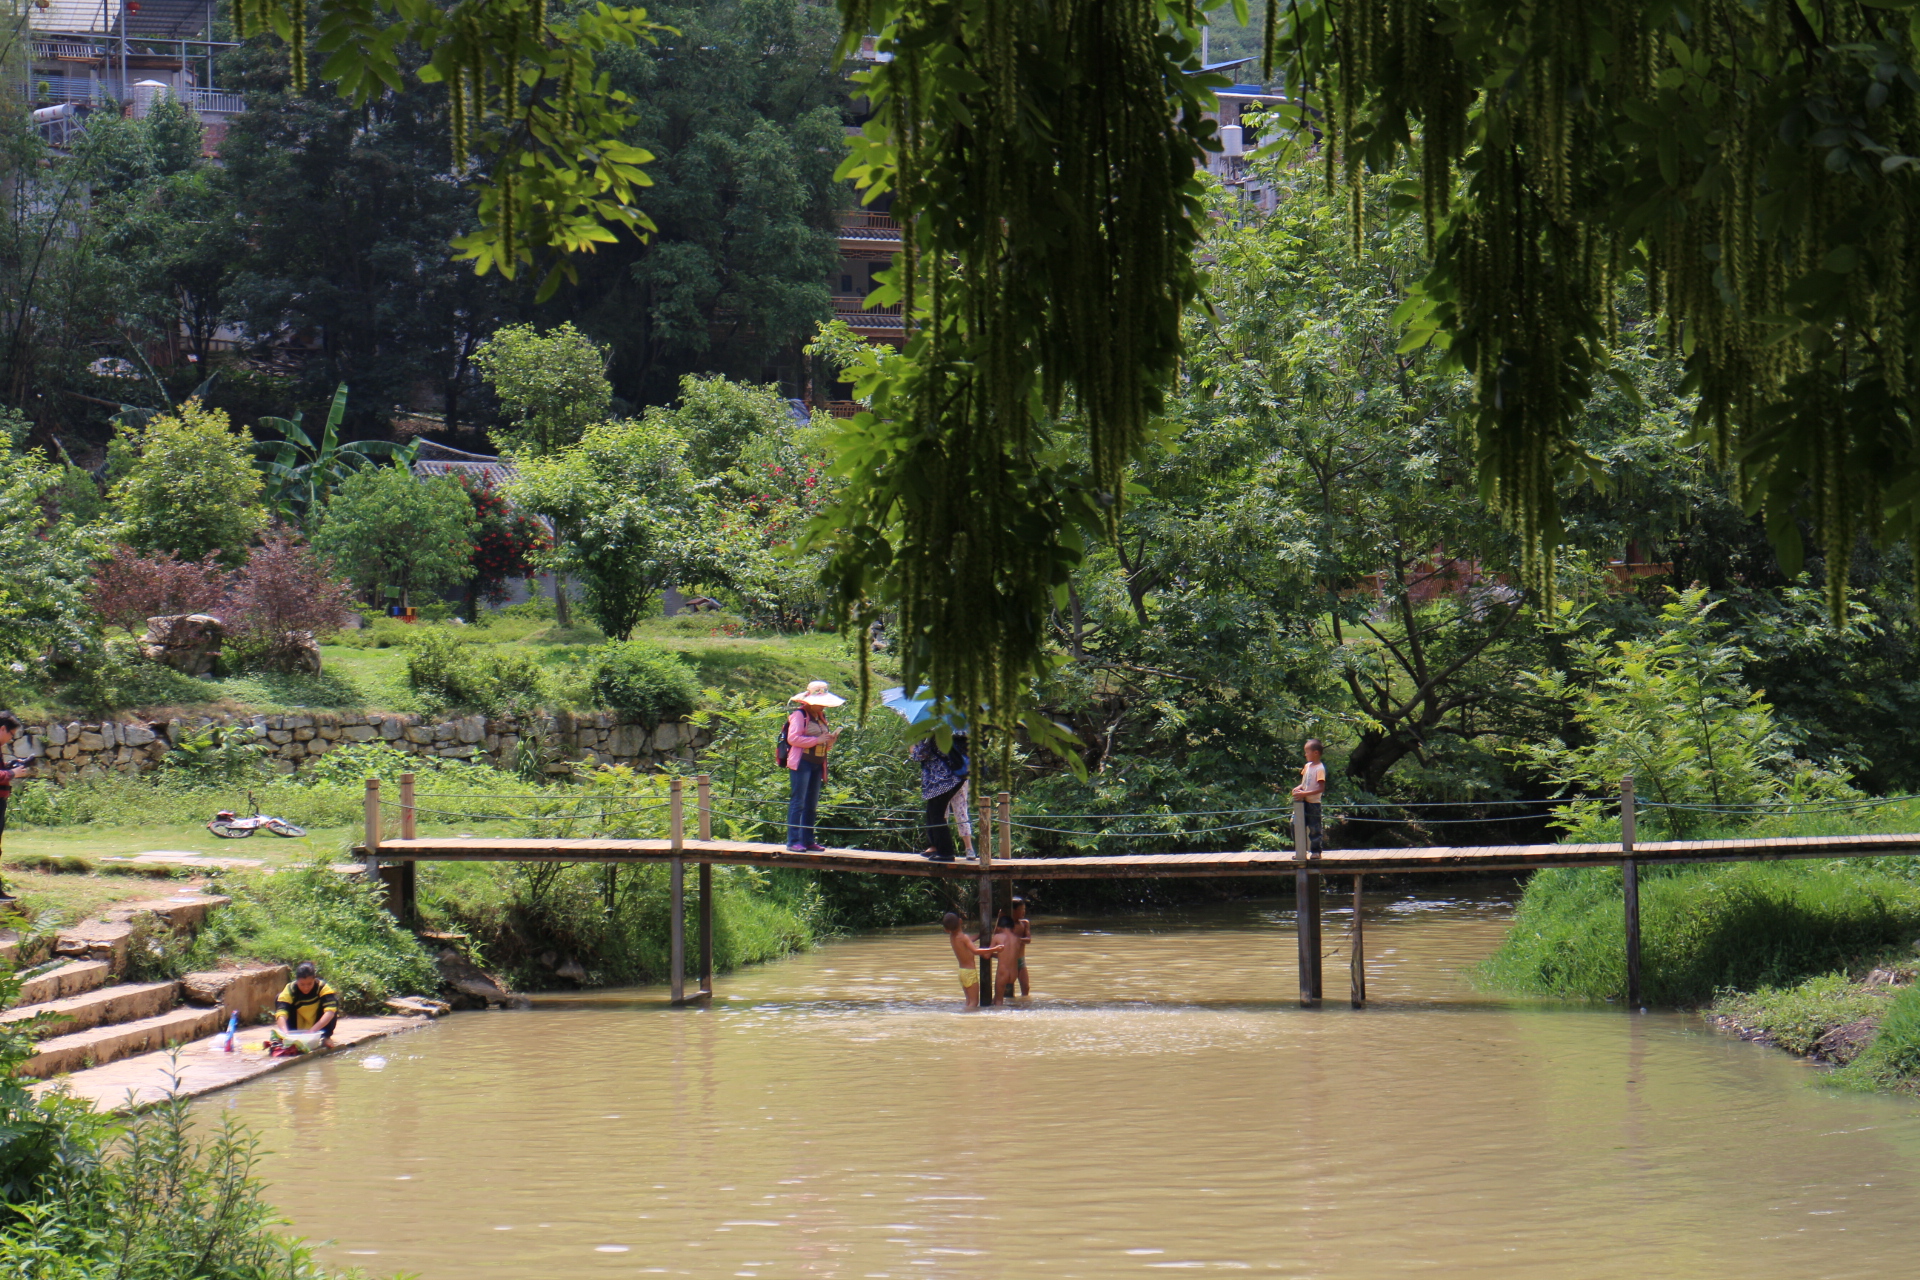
[994,913,1023,1002]
[943,912,1002,1009]
[1009,897,1033,996]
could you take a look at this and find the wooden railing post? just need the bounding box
[696,773,713,998]
[362,779,380,879]
[670,778,685,1005]
[1622,775,1641,1009]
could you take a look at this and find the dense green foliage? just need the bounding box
[423,860,822,991]
[1517,588,1860,838]
[473,322,613,456]
[507,414,721,639]
[404,628,552,716]
[1270,0,1920,618]
[582,0,851,400]
[0,1084,342,1277]
[109,402,267,567]
[807,0,1216,761]
[587,641,701,728]
[311,465,476,606]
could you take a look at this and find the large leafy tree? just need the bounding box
[471,322,611,456]
[1183,170,1555,796]
[568,0,851,402]
[109,401,269,566]
[311,465,476,605]
[506,416,722,639]
[219,41,527,434]
[227,0,660,297]
[789,0,1920,760]
[0,438,100,679]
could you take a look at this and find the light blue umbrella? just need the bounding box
[879,686,968,732]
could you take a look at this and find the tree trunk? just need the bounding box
[554,575,572,627]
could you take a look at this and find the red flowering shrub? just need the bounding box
[457,473,550,615]
[87,546,230,634]
[225,527,357,671]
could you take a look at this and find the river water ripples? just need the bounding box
[205,889,1920,1278]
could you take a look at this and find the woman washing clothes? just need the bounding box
[784,681,844,853]
[911,732,969,861]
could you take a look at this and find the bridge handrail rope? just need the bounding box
[410,791,671,801]
[708,796,1584,818]
[1637,796,1912,813]
[404,802,671,821]
[395,788,1912,833]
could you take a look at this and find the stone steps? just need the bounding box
[17,959,110,1005]
[23,1005,226,1078]
[0,980,178,1038]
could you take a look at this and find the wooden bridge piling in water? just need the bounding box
[359,775,1911,1010]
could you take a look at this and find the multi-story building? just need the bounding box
[27,0,243,150]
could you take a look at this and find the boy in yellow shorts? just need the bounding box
[943,911,1001,1009]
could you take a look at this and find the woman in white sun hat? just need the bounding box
[784,681,844,852]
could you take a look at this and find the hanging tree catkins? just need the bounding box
[229,0,661,299]
[1271,0,1920,618]
[804,0,1217,762]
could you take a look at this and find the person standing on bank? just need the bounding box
[912,732,968,861]
[785,681,844,853]
[0,711,18,903]
[1291,737,1327,858]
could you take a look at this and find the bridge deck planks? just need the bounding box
[357,831,1920,878]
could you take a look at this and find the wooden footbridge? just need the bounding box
[355,776,1920,1010]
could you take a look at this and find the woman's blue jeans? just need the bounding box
[786,755,825,847]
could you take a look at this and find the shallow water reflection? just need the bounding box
[208,890,1920,1278]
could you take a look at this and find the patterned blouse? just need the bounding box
[910,739,965,799]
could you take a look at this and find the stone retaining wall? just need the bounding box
[0,709,710,783]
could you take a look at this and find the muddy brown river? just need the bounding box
[206,890,1920,1278]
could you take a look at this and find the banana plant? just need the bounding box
[255,383,414,525]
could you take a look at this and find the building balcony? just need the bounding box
[832,294,905,330]
[837,210,902,242]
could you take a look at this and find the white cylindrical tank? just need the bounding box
[130,79,171,119]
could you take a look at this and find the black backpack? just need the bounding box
[775,719,790,767]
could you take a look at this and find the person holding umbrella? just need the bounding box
[880,687,973,862]
[910,732,969,861]
[784,681,844,852]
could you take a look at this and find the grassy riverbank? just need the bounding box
[1482,801,1920,1091]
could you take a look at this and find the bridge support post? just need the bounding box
[697,774,713,999]
[395,773,417,927]
[670,778,686,1006]
[1622,775,1641,1010]
[979,804,995,1005]
[1292,802,1321,1007]
[1349,875,1365,1008]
